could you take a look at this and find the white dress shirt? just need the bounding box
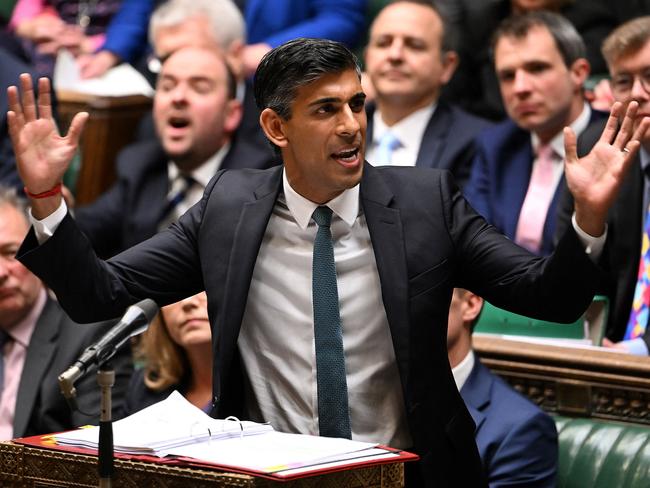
[238,170,412,447]
[367,103,436,167]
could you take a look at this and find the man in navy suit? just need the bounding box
[8,39,647,487]
[364,1,491,189]
[448,289,557,487]
[464,12,605,255]
[74,46,277,258]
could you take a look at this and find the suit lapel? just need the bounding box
[13,298,60,437]
[217,168,283,390]
[460,360,492,433]
[414,104,448,169]
[360,164,411,390]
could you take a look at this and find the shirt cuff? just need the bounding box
[29,199,68,244]
[571,212,606,261]
[620,338,649,356]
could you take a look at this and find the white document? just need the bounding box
[54,49,154,97]
[55,391,273,455]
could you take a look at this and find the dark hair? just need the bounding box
[491,11,586,68]
[253,38,361,120]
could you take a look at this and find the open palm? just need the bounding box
[7,74,88,194]
[564,101,649,236]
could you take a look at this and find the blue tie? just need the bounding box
[375,131,401,165]
[311,206,351,439]
[0,330,9,396]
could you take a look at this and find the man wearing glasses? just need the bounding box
[558,16,650,354]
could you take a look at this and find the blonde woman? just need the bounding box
[122,292,212,415]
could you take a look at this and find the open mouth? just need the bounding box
[168,116,190,129]
[332,147,360,164]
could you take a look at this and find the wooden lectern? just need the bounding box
[0,440,405,487]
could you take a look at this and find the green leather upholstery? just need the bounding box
[555,416,650,488]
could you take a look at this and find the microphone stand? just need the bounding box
[97,362,114,488]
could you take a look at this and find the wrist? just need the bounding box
[24,182,63,199]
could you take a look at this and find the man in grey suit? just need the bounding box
[364,0,491,188]
[0,186,132,439]
[8,39,648,486]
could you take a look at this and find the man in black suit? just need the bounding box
[0,186,132,439]
[557,16,650,354]
[8,39,648,486]
[363,1,491,189]
[74,45,277,258]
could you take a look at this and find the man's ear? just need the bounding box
[440,50,459,85]
[461,292,484,324]
[226,39,245,80]
[570,58,591,90]
[259,108,288,148]
[223,98,243,134]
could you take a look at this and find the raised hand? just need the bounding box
[7,73,88,203]
[564,101,650,237]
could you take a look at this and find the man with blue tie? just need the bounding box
[464,11,606,255]
[8,38,648,487]
[364,1,491,188]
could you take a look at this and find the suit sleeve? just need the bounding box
[440,171,603,322]
[17,173,222,323]
[486,411,558,488]
[462,141,492,222]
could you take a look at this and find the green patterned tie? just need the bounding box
[311,206,351,438]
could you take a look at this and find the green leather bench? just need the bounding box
[555,416,650,487]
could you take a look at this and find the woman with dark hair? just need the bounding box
[122,291,212,416]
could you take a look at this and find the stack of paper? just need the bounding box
[53,391,414,479]
[55,391,273,455]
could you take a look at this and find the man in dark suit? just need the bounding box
[556,17,650,354]
[0,186,132,439]
[74,45,276,258]
[447,289,557,487]
[8,39,647,487]
[363,1,491,189]
[464,12,605,256]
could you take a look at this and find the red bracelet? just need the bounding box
[24,182,63,199]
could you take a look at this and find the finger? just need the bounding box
[19,73,37,122]
[613,101,639,149]
[66,111,89,146]
[7,111,23,149]
[6,85,25,128]
[37,77,53,120]
[563,126,578,164]
[631,116,650,146]
[599,101,624,145]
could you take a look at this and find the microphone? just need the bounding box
[58,298,159,410]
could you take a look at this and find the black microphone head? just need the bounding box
[133,298,159,323]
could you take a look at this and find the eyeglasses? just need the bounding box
[610,69,650,95]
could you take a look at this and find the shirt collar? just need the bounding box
[282,169,360,230]
[531,101,591,158]
[168,142,231,188]
[451,349,475,391]
[372,103,437,152]
[5,288,46,347]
